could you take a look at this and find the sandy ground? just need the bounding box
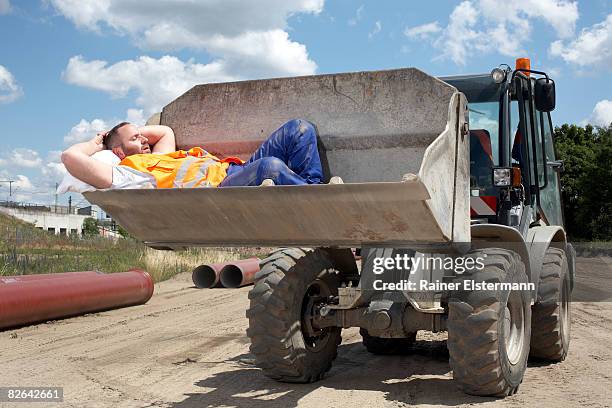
[1,257,611,408]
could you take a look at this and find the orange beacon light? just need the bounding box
[516,58,531,75]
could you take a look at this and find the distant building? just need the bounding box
[0,203,92,236]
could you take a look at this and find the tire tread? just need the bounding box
[447,248,531,397]
[247,248,341,383]
[530,247,570,361]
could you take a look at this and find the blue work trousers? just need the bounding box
[219,119,323,187]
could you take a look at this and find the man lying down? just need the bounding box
[60,119,342,192]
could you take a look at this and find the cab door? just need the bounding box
[536,110,564,226]
[527,77,564,227]
[512,73,563,227]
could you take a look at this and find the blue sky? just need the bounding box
[0,0,610,207]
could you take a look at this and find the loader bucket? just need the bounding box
[84,68,470,250]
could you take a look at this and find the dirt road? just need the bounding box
[1,257,611,407]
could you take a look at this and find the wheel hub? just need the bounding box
[561,275,570,339]
[301,279,333,351]
[504,291,526,365]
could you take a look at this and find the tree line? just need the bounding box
[554,123,611,241]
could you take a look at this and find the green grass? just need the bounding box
[0,212,269,282]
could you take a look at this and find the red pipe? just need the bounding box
[0,271,101,282]
[0,269,154,330]
[219,258,261,288]
[192,262,226,288]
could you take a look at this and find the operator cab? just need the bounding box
[440,58,563,232]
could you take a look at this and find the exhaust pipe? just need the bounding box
[0,269,154,330]
[219,258,260,288]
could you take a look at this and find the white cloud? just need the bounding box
[51,1,320,82]
[63,117,108,144]
[13,149,43,168]
[586,100,612,127]
[63,109,153,145]
[368,20,382,39]
[404,22,441,40]
[49,0,323,42]
[434,1,483,66]
[0,148,43,169]
[54,1,321,112]
[0,152,68,204]
[41,151,68,180]
[550,14,612,67]
[477,0,577,38]
[0,64,23,103]
[126,108,145,126]
[42,162,67,179]
[0,0,11,15]
[408,0,578,65]
[13,174,33,191]
[62,55,237,115]
[63,34,317,115]
[545,67,561,78]
[348,5,364,26]
[203,30,317,77]
[46,150,62,163]
[0,173,33,201]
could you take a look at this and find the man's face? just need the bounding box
[116,124,151,156]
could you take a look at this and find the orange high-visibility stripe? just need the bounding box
[119,147,244,188]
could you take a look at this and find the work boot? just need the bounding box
[329,176,344,184]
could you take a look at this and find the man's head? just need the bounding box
[104,122,151,159]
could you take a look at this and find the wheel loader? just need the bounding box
[86,57,574,397]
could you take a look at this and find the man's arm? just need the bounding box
[139,125,176,154]
[61,134,113,189]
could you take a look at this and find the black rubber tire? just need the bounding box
[447,248,532,397]
[246,248,342,383]
[530,247,571,361]
[360,328,417,355]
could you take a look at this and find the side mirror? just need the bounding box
[535,77,555,112]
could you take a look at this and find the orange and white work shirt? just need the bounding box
[116,147,244,189]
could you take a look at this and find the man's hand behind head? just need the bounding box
[100,122,176,159]
[89,133,105,154]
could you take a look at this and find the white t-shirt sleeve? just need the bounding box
[57,150,120,194]
[111,165,156,189]
[56,150,155,193]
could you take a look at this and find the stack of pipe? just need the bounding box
[192,250,363,289]
[0,269,154,330]
[192,258,260,289]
